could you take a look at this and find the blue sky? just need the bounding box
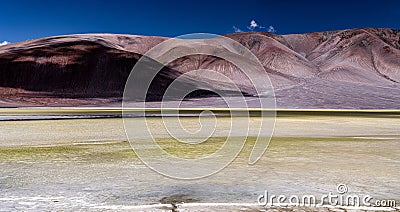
[1,0,400,43]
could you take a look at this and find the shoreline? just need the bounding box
[0,108,400,121]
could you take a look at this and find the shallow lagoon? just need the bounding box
[0,115,399,210]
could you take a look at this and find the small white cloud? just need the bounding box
[248,20,262,31]
[233,26,243,32]
[0,41,10,46]
[267,26,276,33]
[234,20,277,33]
[249,20,258,30]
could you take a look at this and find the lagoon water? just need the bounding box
[0,116,399,210]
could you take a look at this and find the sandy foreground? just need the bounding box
[0,112,399,211]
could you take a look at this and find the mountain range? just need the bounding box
[0,28,399,108]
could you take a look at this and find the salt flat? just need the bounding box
[0,115,399,210]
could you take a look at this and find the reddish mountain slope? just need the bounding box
[0,28,399,108]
